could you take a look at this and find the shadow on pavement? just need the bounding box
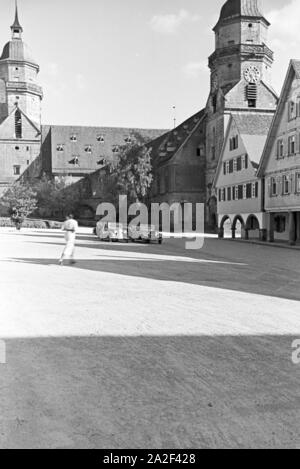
[6,256,300,302]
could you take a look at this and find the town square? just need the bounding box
[0,0,300,451]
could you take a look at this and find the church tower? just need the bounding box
[0,2,43,194]
[0,2,43,126]
[206,0,278,224]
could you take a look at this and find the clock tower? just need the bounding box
[205,0,278,225]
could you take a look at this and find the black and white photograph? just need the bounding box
[0,0,300,453]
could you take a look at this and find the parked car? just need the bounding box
[128,224,162,244]
[96,221,129,242]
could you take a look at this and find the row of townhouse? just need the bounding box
[214,60,300,245]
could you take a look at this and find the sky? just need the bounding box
[0,0,298,129]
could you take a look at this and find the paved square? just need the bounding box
[0,228,300,448]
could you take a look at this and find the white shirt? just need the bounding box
[63,219,78,242]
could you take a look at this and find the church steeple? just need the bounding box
[11,1,23,40]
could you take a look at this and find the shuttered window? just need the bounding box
[246,84,257,108]
[15,110,22,139]
[227,187,231,201]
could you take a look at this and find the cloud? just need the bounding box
[150,9,200,34]
[268,0,300,48]
[183,61,208,78]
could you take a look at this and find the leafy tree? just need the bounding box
[1,182,37,229]
[108,135,153,205]
[34,175,85,219]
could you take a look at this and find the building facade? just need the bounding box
[214,113,272,240]
[258,60,300,245]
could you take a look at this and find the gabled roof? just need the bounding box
[258,59,300,177]
[213,111,273,186]
[151,109,206,167]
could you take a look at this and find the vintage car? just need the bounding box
[96,221,129,242]
[128,224,162,244]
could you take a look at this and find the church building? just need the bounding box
[0,4,43,196]
[151,0,278,229]
[0,3,166,210]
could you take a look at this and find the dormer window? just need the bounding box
[57,145,64,152]
[70,135,77,142]
[97,136,105,143]
[85,145,92,153]
[97,158,106,166]
[112,146,119,153]
[124,137,132,144]
[73,156,79,166]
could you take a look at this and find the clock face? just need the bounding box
[244,66,261,84]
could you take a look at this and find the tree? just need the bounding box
[1,182,37,229]
[34,175,84,219]
[108,135,153,205]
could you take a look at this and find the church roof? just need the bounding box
[43,125,168,176]
[0,40,38,65]
[214,0,269,29]
[151,109,206,167]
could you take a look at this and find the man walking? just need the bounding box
[59,214,78,265]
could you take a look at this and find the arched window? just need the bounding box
[15,110,22,139]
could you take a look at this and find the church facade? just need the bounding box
[0,5,43,196]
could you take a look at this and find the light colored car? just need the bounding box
[96,221,129,242]
[128,224,162,244]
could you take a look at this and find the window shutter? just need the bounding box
[223,162,226,175]
[237,157,242,171]
[219,189,221,202]
[255,182,259,198]
[245,154,248,169]
[229,160,233,173]
[238,185,243,199]
[290,174,294,194]
[232,186,235,201]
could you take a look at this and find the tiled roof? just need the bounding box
[232,113,273,136]
[44,125,167,175]
[150,109,206,166]
[232,113,274,165]
[291,60,300,79]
